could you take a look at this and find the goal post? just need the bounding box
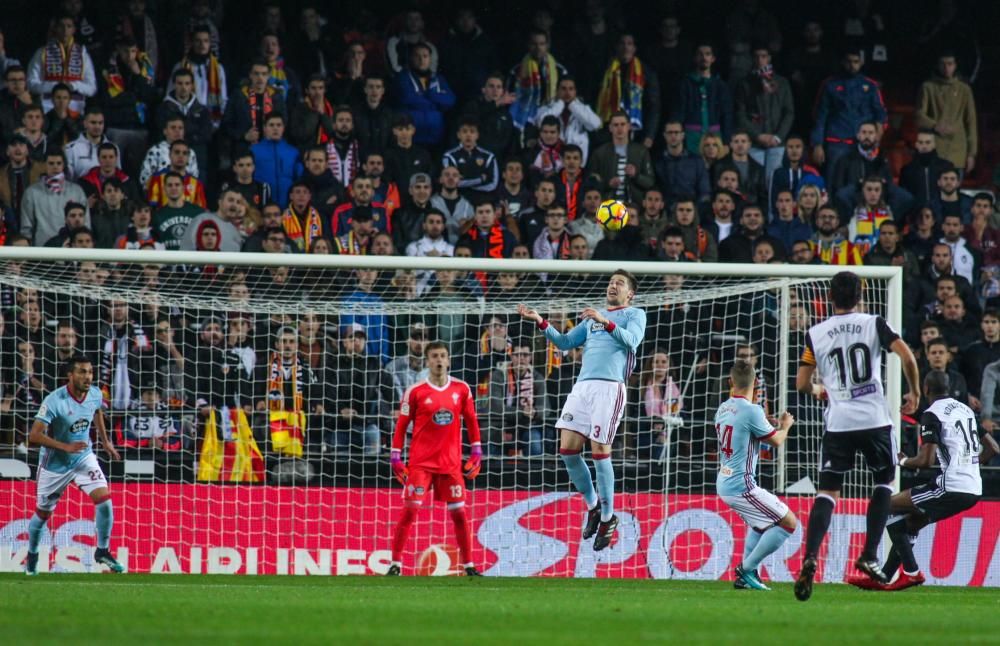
[0,246,904,579]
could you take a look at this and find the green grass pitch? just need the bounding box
[3,574,999,645]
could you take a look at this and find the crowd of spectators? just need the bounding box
[0,1,999,463]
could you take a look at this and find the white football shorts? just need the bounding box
[555,380,627,446]
[36,452,108,511]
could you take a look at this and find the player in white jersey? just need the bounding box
[849,371,999,592]
[518,270,646,551]
[24,354,123,575]
[715,360,797,591]
[793,271,920,601]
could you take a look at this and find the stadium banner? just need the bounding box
[2,483,998,585]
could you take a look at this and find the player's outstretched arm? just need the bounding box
[523,303,588,350]
[28,420,86,453]
[899,442,937,469]
[94,410,120,461]
[890,338,921,415]
[762,412,794,447]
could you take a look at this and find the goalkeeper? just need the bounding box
[387,341,484,576]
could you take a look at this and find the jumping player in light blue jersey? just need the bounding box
[715,360,797,590]
[24,354,123,575]
[518,269,646,551]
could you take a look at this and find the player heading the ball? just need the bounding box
[518,270,646,551]
[24,354,124,575]
[793,271,920,601]
[715,359,797,591]
[388,341,484,576]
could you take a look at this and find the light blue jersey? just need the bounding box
[715,396,775,496]
[35,385,104,474]
[543,306,646,383]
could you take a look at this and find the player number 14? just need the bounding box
[715,424,734,459]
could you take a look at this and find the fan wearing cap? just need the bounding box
[325,323,383,455]
[386,323,431,403]
[391,172,434,251]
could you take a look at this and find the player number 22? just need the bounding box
[715,424,734,459]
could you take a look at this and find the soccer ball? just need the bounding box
[596,199,629,231]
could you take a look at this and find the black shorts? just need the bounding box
[820,426,895,473]
[910,482,980,523]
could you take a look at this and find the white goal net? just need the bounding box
[0,248,902,581]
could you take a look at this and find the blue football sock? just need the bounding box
[27,513,46,554]
[560,451,598,509]
[593,456,615,522]
[743,525,793,572]
[95,500,113,550]
[743,528,763,564]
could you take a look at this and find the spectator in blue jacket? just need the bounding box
[673,43,733,156]
[768,189,813,255]
[251,113,302,209]
[810,47,887,184]
[394,42,456,148]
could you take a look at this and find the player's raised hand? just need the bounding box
[901,391,919,415]
[517,303,542,323]
[389,449,408,485]
[580,307,607,325]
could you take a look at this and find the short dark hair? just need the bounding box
[424,340,449,357]
[98,142,118,155]
[612,269,638,295]
[926,337,950,353]
[457,116,480,131]
[51,82,71,95]
[830,271,862,309]
[660,226,684,242]
[64,353,92,375]
[983,308,1000,322]
[63,201,86,217]
[935,274,957,288]
[169,139,190,152]
[264,112,284,124]
[539,115,561,130]
[973,192,995,207]
[69,227,93,243]
[303,145,327,160]
[172,68,195,83]
[924,369,951,398]
[563,144,583,158]
[878,219,899,232]
[730,359,756,390]
[920,319,941,332]
[4,65,25,79]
